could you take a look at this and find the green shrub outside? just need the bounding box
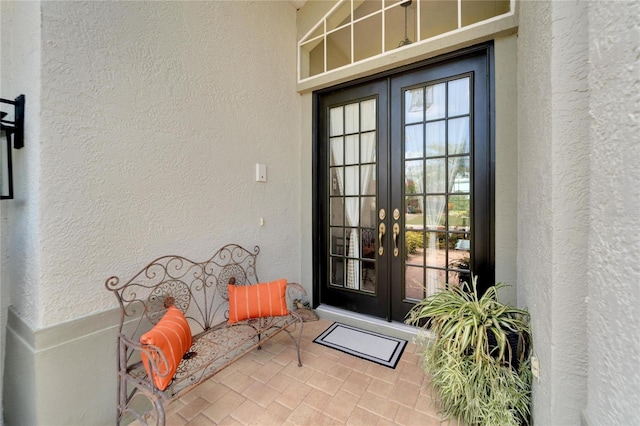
[405,231,424,255]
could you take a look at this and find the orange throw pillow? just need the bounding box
[228,279,289,323]
[140,306,192,391]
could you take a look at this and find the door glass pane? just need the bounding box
[361,99,377,131]
[405,88,424,123]
[448,77,470,116]
[450,157,470,192]
[424,195,446,228]
[345,234,360,289]
[448,194,470,229]
[361,165,376,195]
[330,107,344,136]
[425,158,446,193]
[425,83,446,120]
[345,135,359,164]
[361,132,376,163]
[331,227,345,255]
[425,121,445,156]
[345,199,360,227]
[406,229,426,301]
[424,232,446,267]
[405,124,424,159]
[331,256,345,286]
[448,117,470,155]
[405,196,424,228]
[360,196,376,227]
[330,167,342,196]
[361,229,376,260]
[330,137,344,166]
[330,198,344,226]
[362,260,376,293]
[450,233,470,254]
[345,103,360,133]
[344,167,359,195]
[426,267,446,291]
[405,160,423,193]
[405,265,424,301]
[448,269,471,286]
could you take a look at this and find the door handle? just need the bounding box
[378,223,386,256]
[393,223,400,257]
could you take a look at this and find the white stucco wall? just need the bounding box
[548,0,590,421]
[585,0,640,423]
[28,0,301,328]
[3,1,302,423]
[0,1,42,422]
[518,0,592,423]
[0,0,43,347]
[519,0,639,423]
[516,1,555,420]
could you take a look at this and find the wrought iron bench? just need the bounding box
[105,244,304,425]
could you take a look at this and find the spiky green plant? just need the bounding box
[406,276,533,426]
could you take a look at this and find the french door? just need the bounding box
[314,45,493,322]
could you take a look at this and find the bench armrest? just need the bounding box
[286,282,307,304]
[118,334,171,381]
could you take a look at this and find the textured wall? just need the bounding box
[3,1,301,423]
[518,0,590,423]
[516,1,554,422]
[493,35,518,304]
[0,0,43,345]
[548,1,590,421]
[31,0,301,328]
[0,0,42,421]
[585,0,640,423]
[518,0,640,422]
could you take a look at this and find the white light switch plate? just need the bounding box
[256,163,267,182]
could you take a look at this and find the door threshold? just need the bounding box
[315,304,425,342]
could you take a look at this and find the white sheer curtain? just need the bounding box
[330,100,377,290]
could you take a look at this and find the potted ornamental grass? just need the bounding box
[406,276,533,426]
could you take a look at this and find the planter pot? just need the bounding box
[488,329,523,370]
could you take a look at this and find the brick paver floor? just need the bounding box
[132,318,461,425]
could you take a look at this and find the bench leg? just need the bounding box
[118,377,166,426]
[282,317,304,367]
[152,396,166,426]
[293,320,303,367]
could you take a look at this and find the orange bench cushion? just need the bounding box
[140,306,192,391]
[228,279,289,323]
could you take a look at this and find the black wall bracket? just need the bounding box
[1,95,26,199]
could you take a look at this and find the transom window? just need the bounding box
[298,0,512,81]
